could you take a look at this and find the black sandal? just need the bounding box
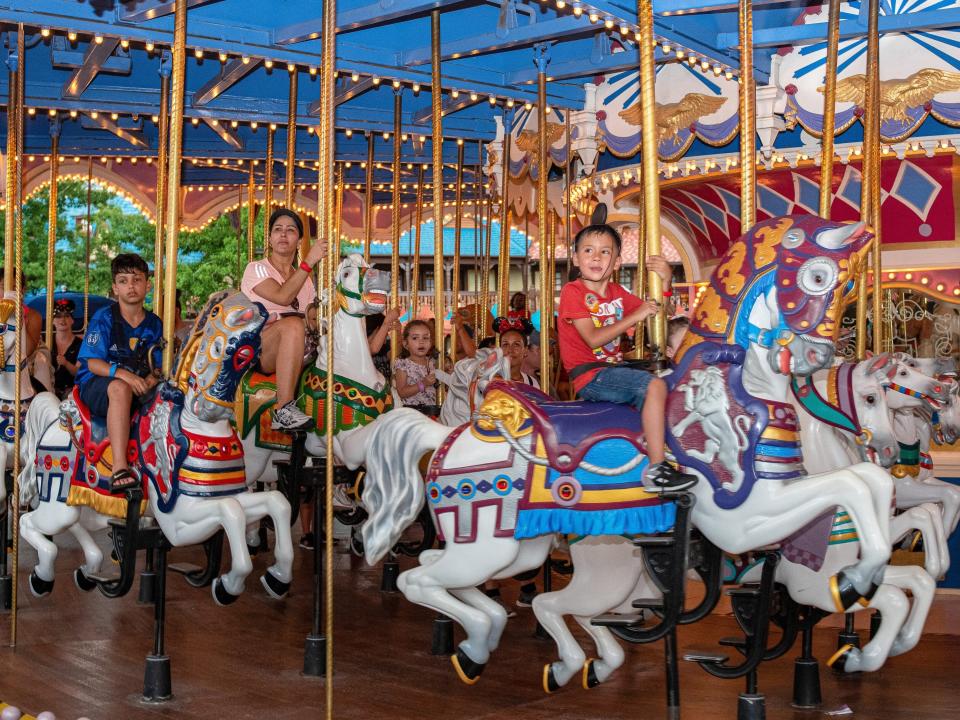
[110,468,139,493]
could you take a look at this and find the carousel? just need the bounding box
[0,1,958,718]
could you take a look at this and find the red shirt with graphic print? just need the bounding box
[558,279,643,394]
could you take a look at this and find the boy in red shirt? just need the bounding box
[558,224,697,492]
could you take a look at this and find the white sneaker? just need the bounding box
[271,401,315,431]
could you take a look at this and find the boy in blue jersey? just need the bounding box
[76,253,163,492]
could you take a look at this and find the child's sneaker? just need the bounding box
[272,401,315,431]
[646,462,697,492]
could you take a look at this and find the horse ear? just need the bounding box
[590,203,608,226]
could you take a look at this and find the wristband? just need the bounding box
[109,362,118,378]
[299,260,313,273]
[417,382,425,393]
[662,289,673,298]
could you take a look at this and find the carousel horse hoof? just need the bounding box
[451,648,484,685]
[212,577,240,607]
[260,571,290,600]
[830,571,878,612]
[827,643,857,674]
[582,658,601,689]
[543,664,562,694]
[28,571,54,598]
[74,567,97,593]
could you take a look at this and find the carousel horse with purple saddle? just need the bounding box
[19,292,294,605]
[357,215,897,685]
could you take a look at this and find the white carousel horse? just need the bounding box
[237,254,391,492]
[357,215,895,684]
[0,297,36,510]
[531,353,933,688]
[436,347,510,428]
[19,293,294,604]
[883,356,960,539]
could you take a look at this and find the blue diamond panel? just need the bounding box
[758,186,792,217]
[891,162,939,216]
[675,201,709,237]
[686,193,729,232]
[840,171,862,208]
[794,174,821,214]
[476,480,492,493]
[712,185,741,218]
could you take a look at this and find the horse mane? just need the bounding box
[174,289,232,393]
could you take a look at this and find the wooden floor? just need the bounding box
[2,534,959,720]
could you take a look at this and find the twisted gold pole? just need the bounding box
[9,23,25,647]
[536,54,551,394]
[819,0,841,219]
[431,9,445,389]
[161,0,187,376]
[285,70,298,210]
[411,165,425,316]
[564,113,572,281]
[154,71,170,315]
[335,163,344,258]
[246,161,256,262]
[45,128,59,351]
[858,0,881,360]
[365,133,375,263]
[638,0,664,351]
[317,0,337,712]
[84,157,92,329]
[451,141,464,363]
[738,0,756,233]
[3,61,16,294]
[498,112,512,323]
[263,126,275,255]
[390,91,402,362]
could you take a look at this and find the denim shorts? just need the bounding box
[578,366,656,412]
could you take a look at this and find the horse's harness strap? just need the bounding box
[888,381,933,404]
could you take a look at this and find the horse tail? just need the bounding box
[361,408,451,566]
[734,414,751,452]
[18,392,62,507]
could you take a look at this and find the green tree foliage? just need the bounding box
[1,179,254,315]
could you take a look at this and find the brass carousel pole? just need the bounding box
[498,110,512,323]
[84,157,92,328]
[451,141,464,363]
[390,91,402,362]
[263,125,275,255]
[45,121,60,351]
[431,9,445,389]
[7,23,24,646]
[246,161,256,261]
[564,112,572,281]
[738,0,756,233]
[483,192,493,335]
[365,133,375,262]
[411,165,425,317]
[3,34,17,296]
[162,0,187,376]
[285,68,298,211]
[154,69,170,314]
[638,0,665,351]
[334,163,344,257]
[819,0,841,219]
[473,150,482,334]
[318,0,338,708]
[535,46,551,394]
[857,0,881,359]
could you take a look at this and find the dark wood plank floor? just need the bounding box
[1,534,958,720]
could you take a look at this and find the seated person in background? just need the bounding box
[558,223,697,492]
[366,306,403,382]
[240,208,326,432]
[393,320,437,412]
[76,253,162,492]
[173,289,192,352]
[498,327,539,388]
[51,299,82,399]
[666,316,690,361]
[0,267,52,394]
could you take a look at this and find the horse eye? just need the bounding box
[866,395,875,404]
[900,370,908,377]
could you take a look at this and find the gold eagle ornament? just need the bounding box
[618,93,727,145]
[514,122,566,153]
[819,68,960,123]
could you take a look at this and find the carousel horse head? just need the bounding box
[177,292,266,420]
[935,383,960,445]
[885,355,953,411]
[894,352,958,384]
[439,347,509,426]
[846,353,901,467]
[681,215,872,378]
[334,253,391,318]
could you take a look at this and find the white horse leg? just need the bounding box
[533,537,641,691]
[832,586,908,673]
[67,522,104,580]
[846,463,895,546]
[883,565,936,657]
[153,495,252,597]
[448,587,510,655]
[895,475,960,536]
[397,508,521,681]
[572,615,626,689]
[890,505,945,579]
[701,469,890,603]
[19,510,59,584]
[233,490,294,588]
